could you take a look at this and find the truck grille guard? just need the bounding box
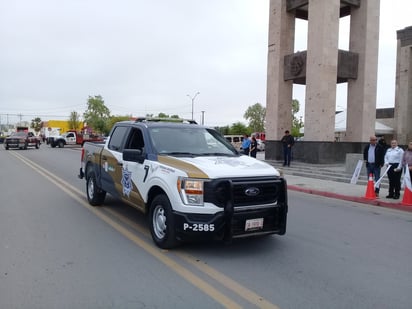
[204,176,285,209]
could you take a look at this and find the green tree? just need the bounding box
[83,95,111,134]
[107,115,132,132]
[30,117,42,134]
[229,122,249,135]
[291,99,304,137]
[215,125,230,135]
[68,111,82,130]
[243,103,266,132]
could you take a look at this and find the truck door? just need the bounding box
[65,132,76,145]
[120,128,148,211]
[100,126,129,195]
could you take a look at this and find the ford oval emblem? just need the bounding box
[245,187,260,196]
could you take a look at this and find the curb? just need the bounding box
[288,185,412,213]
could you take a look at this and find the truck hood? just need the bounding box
[159,155,280,178]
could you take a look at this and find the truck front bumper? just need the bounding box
[173,204,287,242]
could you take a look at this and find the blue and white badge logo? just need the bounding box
[121,166,133,197]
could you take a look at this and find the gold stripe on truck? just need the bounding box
[158,156,209,178]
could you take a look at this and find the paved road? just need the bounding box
[1,146,411,309]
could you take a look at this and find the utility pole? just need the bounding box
[187,92,200,121]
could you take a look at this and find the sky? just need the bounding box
[0,0,411,127]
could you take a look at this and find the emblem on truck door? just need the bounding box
[121,166,133,197]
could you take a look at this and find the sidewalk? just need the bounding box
[279,167,412,213]
[255,152,412,212]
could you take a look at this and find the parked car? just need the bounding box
[4,131,41,150]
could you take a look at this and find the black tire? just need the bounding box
[149,194,178,249]
[24,142,28,150]
[58,140,64,148]
[86,171,106,206]
[35,142,39,149]
[5,145,9,150]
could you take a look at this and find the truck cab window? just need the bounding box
[108,126,129,151]
[127,129,144,151]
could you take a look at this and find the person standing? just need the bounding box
[280,130,294,166]
[241,134,251,156]
[384,139,404,199]
[402,141,412,180]
[363,135,385,197]
[249,136,258,158]
[378,137,389,152]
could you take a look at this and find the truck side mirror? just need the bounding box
[123,149,145,164]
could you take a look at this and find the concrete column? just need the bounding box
[304,0,340,141]
[265,0,295,141]
[345,0,380,142]
[394,27,412,145]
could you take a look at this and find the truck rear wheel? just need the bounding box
[149,195,178,249]
[86,171,106,206]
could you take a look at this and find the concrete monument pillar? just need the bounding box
[394,26,412,145]
[265,0,295,141]
[265,0,381,163]
[304,0,340,141]
[345,0,380,142]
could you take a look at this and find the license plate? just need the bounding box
[245,218,264,231]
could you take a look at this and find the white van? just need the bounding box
[224,135,244,150]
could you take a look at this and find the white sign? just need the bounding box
[350,160,364,184]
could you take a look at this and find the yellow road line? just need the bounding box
[177,252,281,309]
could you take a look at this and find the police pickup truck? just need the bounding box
[78,118,288,248]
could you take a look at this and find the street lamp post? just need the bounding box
[187,92,200,121]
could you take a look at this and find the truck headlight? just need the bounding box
[178,178,204,206]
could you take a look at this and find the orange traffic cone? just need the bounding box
[401,185,412,206]
[364,173,376,200]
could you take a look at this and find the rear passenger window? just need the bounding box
[108,126,129,151]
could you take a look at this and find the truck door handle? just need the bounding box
[118,162,123,166]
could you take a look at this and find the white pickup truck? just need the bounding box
[78,118,288,248]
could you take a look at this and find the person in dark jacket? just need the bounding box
[249,136,258,158]
[363,135,385,197]
[281,130,294,166]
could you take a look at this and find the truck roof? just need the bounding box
[115,118,202,129]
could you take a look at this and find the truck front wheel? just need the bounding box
[58,140,64,148]
[149,195,178,249]
[86,171,106,206]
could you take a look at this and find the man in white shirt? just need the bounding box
[384,140,404,199]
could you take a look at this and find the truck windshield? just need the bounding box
[149,127,238,156]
